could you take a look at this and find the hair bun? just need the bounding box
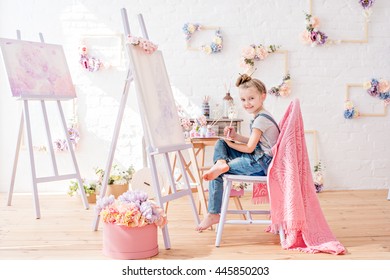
[235,73,252,87]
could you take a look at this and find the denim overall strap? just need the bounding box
[250,113,279,175]
[255,113,280,133]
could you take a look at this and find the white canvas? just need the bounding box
[0,38,76,100]
[127,45,185,149]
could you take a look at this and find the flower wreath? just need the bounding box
[344,78,390,119]
[79,45,104,72]
[182,23,223,54]
[240,44,291,97]
[302,1,375,46]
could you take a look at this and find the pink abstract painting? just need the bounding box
[0,38,76,99]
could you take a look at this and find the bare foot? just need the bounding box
[195,213,220,231]
[202,160,229,181]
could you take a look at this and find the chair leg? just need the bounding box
[232,196,246,220]
[215,180,232,247]
[278,225,285,243]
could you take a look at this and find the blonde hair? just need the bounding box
[236,75,267,95]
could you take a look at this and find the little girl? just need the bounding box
[196,74,280,231]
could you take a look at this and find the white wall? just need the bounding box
[0,0,389,193]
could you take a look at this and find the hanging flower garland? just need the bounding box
[301,1,375,47]
[240,44,291,97]
[127,35,158,54]
[182,23,223,54]
[53,126,80,152]
[79,45,104,72]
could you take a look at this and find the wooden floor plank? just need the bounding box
[1,190,389,260]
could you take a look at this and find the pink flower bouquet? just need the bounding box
[96,190,167,228]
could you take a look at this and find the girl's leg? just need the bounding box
[196,175,224,231]
[203,140,243,181]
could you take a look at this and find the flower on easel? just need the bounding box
[301,13,329,46]
[128,35,158,54]
[268,74,291,97]
[240,44,280,70]
[363,78,390,106]
[95,190,167,228]
[343,100,360,119]
[313,161,324,193]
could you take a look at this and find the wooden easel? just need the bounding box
[6,31,89,219]
[92,9,205,249]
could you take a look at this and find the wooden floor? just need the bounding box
[0,189,389,260]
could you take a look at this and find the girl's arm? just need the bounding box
[224,128,262,153]
[224,126,249,143]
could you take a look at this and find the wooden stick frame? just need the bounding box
[309,0,369,44]
[346,83,387,117]
[185,25,220,52]
[304,129,319,166]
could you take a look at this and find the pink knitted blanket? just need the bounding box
[267,99,346,255]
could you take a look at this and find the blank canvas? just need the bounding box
[127,45,185,150]
[0,38,76,100]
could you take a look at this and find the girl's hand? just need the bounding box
[224,126,236,139]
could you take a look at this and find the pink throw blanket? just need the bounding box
[267,99,346,255]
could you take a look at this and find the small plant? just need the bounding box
[95,164,135,186]
[67,179,98,197]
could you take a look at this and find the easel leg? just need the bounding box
[57,101,89,210]
[23,101,41,219]
[92,71,133,231]
[7,111,24,206]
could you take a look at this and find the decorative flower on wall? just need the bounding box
[268,74,291,97]
[239,44,291,98]
[182,23,223,54]
[313,161,324,193]
[240,44,280,70]
[363,78,390,106]
[359,0,375,18]
[301,13,330,46]
[344,100,360,119]
[79,45,103,72]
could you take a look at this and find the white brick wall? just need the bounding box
[0,0,389,193]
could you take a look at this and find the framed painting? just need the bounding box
[0,38,76,100]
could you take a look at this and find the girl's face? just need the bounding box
[239,86,266,116]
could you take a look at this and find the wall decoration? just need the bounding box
[182,23,223,54]
[79,34,123,72]
[301,0,375,46]
[344,79,389,119]
[0,38,76,99]
[239,44,291,97]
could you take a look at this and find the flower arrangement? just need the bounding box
[268,74,291,97]
[67,179,99,197]
[79,45,103,72]
[128,35,158,54]
[301,13,329,46]
[363,78,390,106]
[344,100,360,119]
[313,161,324,193]
[53,126,80,152]
[240,44,280,70]
[189,115,208,138]
[182,23,223,54]
[96,190,167,228]
[95,164,135,186]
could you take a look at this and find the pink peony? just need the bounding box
[241,46,256,59]
[255,46,269,60]
[301,30,312,44]
[310,16,320,29]
[378,79,390,93]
